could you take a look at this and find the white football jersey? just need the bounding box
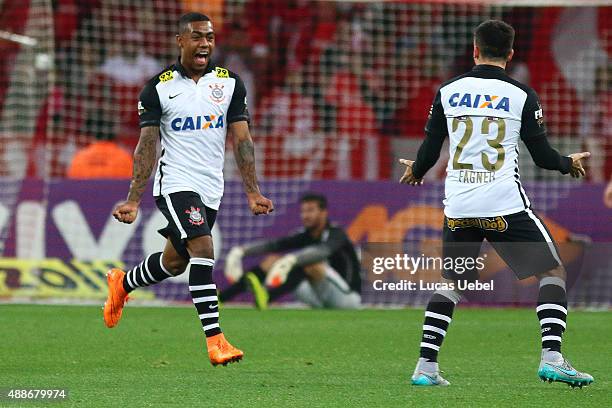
[425,65,547,218]
[138,61,249,210]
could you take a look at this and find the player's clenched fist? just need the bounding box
[247,192,274,215]
[113,200,139,224]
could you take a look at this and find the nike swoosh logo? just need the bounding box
[421,374,437,383]
[169,93,183,99]
[414,373,439,384]
[557,367,577,376]
[209,304,218,310]
[548,364,577,376]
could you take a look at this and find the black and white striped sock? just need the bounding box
[122,252,174,293]
[537,277,567,353]
[188,257,222,338]
[419,290,461,362]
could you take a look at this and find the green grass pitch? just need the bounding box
[1,305,609,407]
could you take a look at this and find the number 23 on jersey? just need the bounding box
[451,116,506,171]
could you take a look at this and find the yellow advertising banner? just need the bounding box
[0,259,155,300]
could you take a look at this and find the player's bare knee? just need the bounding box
[303,263,326,281]
[162,256,188,276]
[186,235,214,260]
[536,264,566,281]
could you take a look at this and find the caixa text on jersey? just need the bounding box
[449,93,510,112]
[170,114,225,131]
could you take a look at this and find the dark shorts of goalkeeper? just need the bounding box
[155,191,217,261]
[442,209,562,282]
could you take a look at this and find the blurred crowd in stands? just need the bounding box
[0,0,610,181]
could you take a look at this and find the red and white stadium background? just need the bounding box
[0,1,610,305]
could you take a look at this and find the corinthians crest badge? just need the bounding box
[185,206,204,226]
[209,84,225,103]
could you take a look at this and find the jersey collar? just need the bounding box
[472,64,506,73]
[175,58,215,78]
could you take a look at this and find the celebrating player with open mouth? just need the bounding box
[399,20,593,387]
[103,12,273,366]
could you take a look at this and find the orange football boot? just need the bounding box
[206,333,244,366]
[103,268,130,328]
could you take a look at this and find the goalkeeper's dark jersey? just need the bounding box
[263,224,362,293]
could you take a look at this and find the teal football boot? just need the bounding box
[538,357,594,388]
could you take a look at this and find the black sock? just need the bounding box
[537,277,567,353]
[188,257,221,337]
[122,252,174,293]
[419,291,460,362]
[219,265,266,302]
[268,267,305,302]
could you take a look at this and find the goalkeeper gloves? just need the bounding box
[224,246,245,283]
[266,254,298,287]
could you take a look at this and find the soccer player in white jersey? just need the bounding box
[399,20,593,387]
[103,12,274,366]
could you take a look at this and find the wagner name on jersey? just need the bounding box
[137,61,249,210]
[417,65,571,218]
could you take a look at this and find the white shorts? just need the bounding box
[294,264,361,309]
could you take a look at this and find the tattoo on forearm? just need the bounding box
[127,126,159,202]
[234,138,259,194]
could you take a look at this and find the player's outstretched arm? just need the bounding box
[521,90,590,179]
[266,244,330,286]
[230,120,274,215]
[266,229,351,285]
[522,132,588,177]
[112,126,160,224]
[225,239,280,283]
